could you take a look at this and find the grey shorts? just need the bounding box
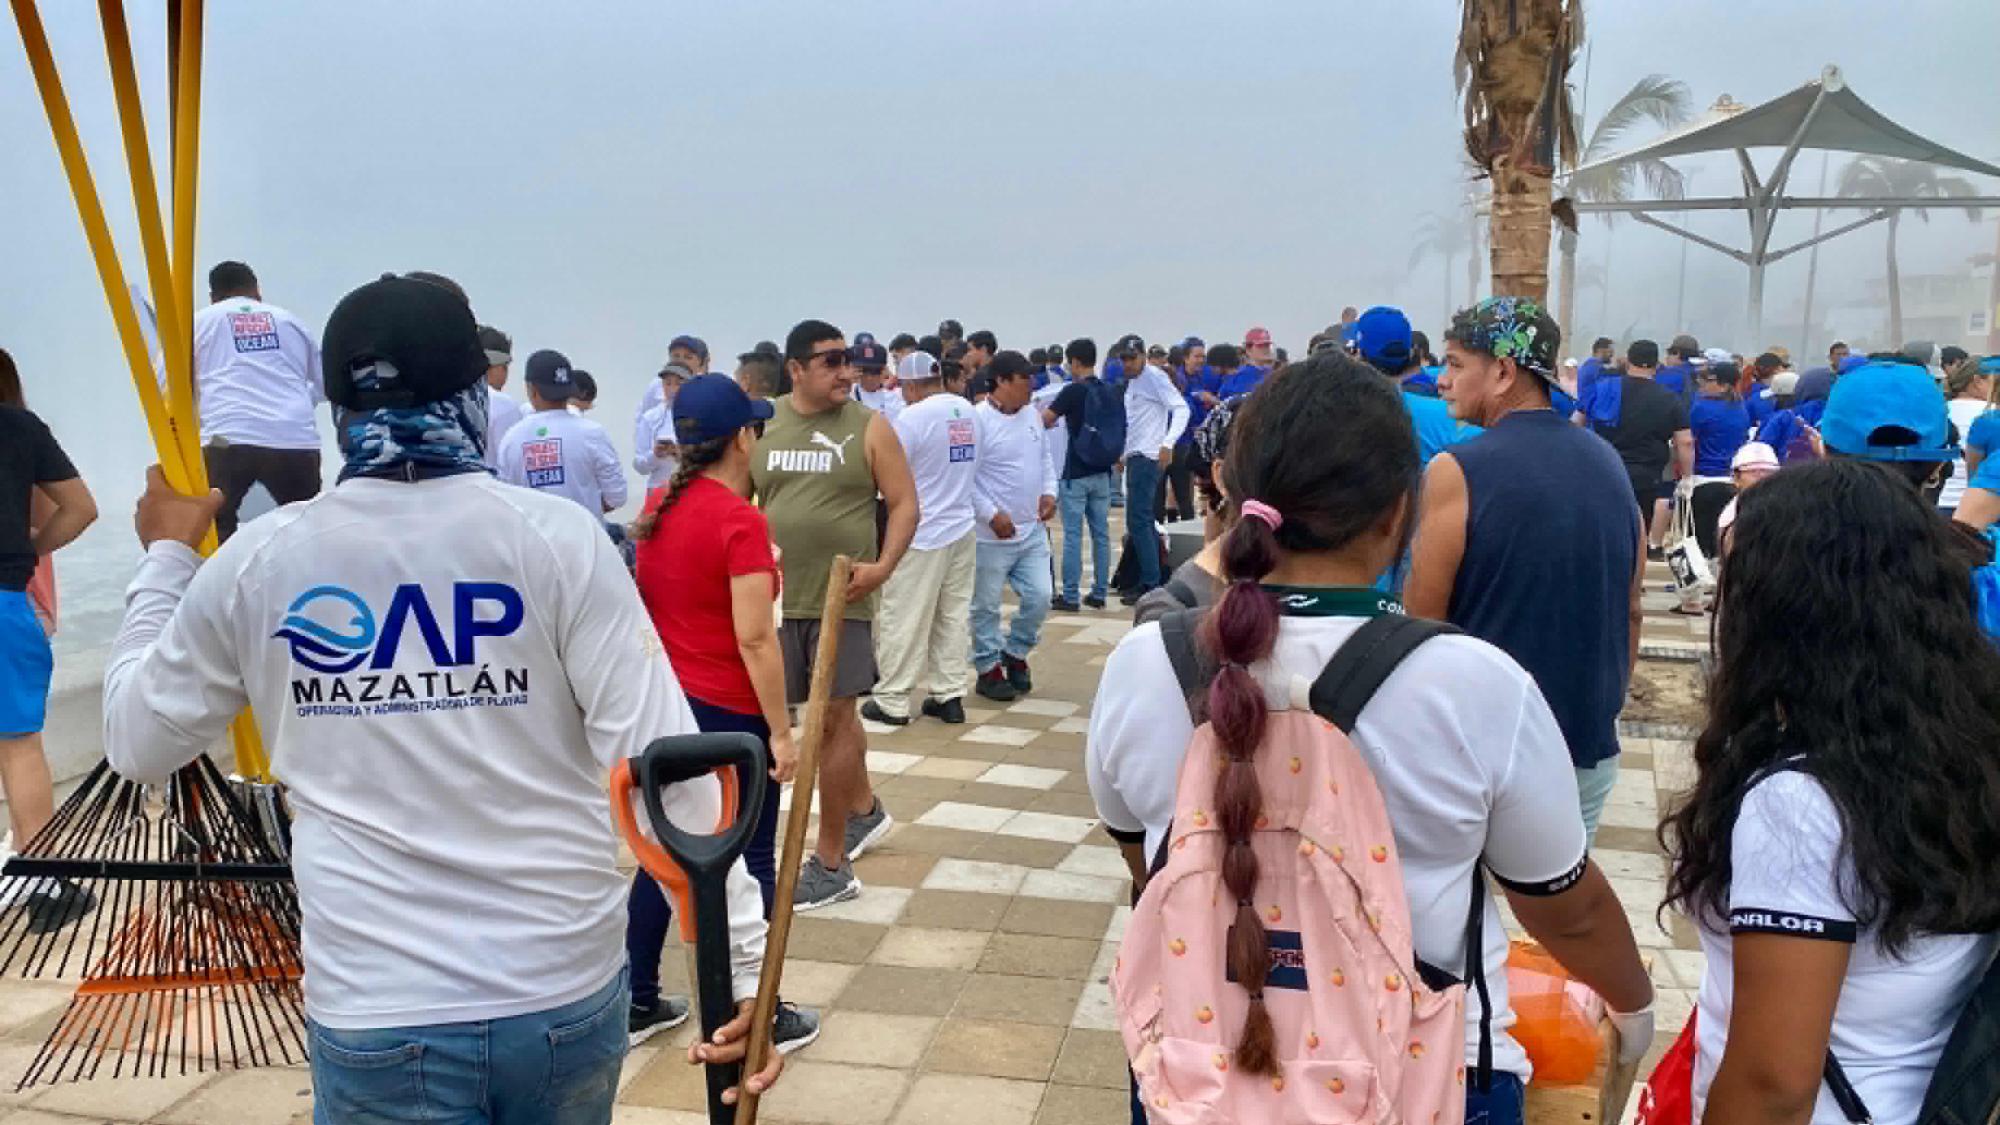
[778,618,878,705]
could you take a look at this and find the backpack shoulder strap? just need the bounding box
[1307,614,1461,734]
[1157,608,1213,713]
[1164,574,1201,610]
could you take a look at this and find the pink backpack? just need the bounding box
[1116,614,1491,1124]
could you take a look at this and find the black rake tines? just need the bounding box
[0,758,305,1087]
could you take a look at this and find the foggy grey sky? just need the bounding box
[4,0,1998,521]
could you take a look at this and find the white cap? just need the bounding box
[896,350,941,382]
[1702,347,1735,368]
[1731,441,1780,472]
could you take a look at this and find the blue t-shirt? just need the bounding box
[1744,385,1779,428]
[1577,376,1624,428]
[1757,409,1814,463]
[1972,455,2000,493]
[1550,386,1578,419]
[1402,392,1481,466]
[1401,368,1440,397]
[1657,363,1692,398]
[1181,365,1219,440]
[1967,412,2000,461]
[1218,366,1266,399]
[1576,356,1608,399]
[1689,397,1751,476]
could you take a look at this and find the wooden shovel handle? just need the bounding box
[733,555,853,1124]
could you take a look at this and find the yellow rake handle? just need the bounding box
[13,0,270,782]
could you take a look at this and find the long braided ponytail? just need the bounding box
[631,434,734,541]
[1197,352,1421,1077]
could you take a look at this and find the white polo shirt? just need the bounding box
[855,384,904,421]
[632,403,677,489]
[892,391,979,551]
[495,409,628,515]
[191,298,323,450]
[973,400,1056,543]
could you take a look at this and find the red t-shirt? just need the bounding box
[634,478,779,715]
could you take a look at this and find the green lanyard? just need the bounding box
[1260,585,1402,619]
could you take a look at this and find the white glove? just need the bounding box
[1607,1004,1656,1068]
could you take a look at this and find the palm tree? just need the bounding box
[1836,157,1983,345]
[1409,212,1475,325]
[1455,0,1582,303]
[1554,75,1692,344]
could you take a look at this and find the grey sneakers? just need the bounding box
[792,855,861,911]
[843,798,894,862]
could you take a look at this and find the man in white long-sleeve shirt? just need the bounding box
[103,273,779,1123]
[496,349,629,515]
[632,362,690,490]
[969,351,1057,703]
[1113,334,1190,602]
[190,260,325,541]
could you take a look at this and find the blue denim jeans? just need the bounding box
[1122,453,1163,591]
[1575,756,1621,848]
[310,967,628,1125]
[1059,474,1112,601]
[972,526,1053,671]
[1465,1071,1527,1125]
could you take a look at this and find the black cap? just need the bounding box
[1754,352,1784,373]
[323,274,488,410]
[1627,339,1661,368]
[937,319,964,339]
[986,350,1033,383]
[737,340,781,364]
[1116,334,1145,359]
[1941,345,1970,368]
[524,349,578,401]
[1668,334,1701,358]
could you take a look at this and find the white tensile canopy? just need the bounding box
[1567,66,2000,338]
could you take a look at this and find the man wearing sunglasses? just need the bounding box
[752,321,918,910]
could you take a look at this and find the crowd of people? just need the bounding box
[2,260,1999,1124]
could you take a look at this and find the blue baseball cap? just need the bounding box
[1818,360,1959,462]
[672,373,775,445]
[1353,305,1413,370]
[524,348,577,401]
[668,335,709,362]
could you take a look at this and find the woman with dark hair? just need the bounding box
[1664,459,2000,1125]
[1090,354,1652,1125]
[629,374,819,1054]
[0,346,98,929]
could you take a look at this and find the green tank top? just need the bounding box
[752,395,881,620]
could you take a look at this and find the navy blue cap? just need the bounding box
[1819,360,1959,463]
[852,332,878,349]
[850,341,888,370]
[669,335,709,361]
[524,349,578,401]
[1353,306,1413,370]
[673,374,776,445]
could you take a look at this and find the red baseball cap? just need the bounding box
[1244,326,1273,347]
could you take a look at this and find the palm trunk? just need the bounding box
[1467,214,1483,304]
[1490,156,1555,302]
[1556,226,1578,350]
[1886,212,1904,346]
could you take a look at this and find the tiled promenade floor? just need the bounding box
[0,553,1707,1124]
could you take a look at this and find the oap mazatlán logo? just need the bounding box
[276,583,525,674]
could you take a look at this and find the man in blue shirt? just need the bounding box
[1408,297,1644,843]
[1576,336,1615,400]
[1354,305,1482,464]
[1660,334,1700,398]
[1220,326,1276,397]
